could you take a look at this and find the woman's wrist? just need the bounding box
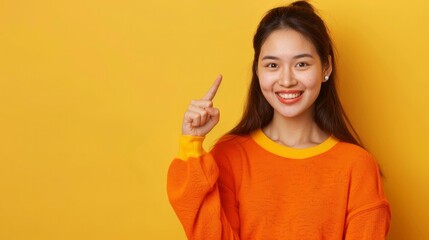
[177,135,206,161]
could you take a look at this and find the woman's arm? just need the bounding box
[167,136,240,239]
[344,152,391,239]
[167,75,240,239]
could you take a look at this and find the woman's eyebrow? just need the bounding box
[261,55,280,60]
[261,53,313,60]
[293,53,313,59]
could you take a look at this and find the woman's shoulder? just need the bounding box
[211,133,253,151]
[332,140,370,158]
[208,133,256,161]
[331,141,380,175]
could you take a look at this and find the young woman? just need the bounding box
[167,1,391,239]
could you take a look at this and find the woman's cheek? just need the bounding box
[259,72,278,89]
[298,72,322,88]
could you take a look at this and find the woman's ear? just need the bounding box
[324,55,333,77]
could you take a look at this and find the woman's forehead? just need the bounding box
[260,29,318,59]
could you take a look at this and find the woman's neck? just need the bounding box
[262,110,329,148]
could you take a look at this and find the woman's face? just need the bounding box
[257,29,331,120]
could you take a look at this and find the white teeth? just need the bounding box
[278,92,302,99]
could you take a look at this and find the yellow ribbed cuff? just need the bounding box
[177,135,206,161]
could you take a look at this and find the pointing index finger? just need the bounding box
[202,74,223,100]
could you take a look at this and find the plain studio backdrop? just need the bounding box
[0,0,428,239]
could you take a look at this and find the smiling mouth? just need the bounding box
[277,91,303,100]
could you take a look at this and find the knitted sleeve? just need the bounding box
[167,135,240,240]
[344,152,391,239]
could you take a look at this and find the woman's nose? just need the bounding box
[278,68,298,87]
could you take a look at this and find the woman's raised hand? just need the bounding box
[182,75,222,136]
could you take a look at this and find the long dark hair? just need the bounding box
[228,1,362,146]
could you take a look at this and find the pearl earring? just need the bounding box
[323,75,329,82]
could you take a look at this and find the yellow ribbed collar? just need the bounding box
[250,129,339,159]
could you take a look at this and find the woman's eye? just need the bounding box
[267,63,278,68]
[296,62,308,68]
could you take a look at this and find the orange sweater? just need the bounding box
[167,129,391,239]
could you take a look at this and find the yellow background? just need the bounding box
[1,0,428,239]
